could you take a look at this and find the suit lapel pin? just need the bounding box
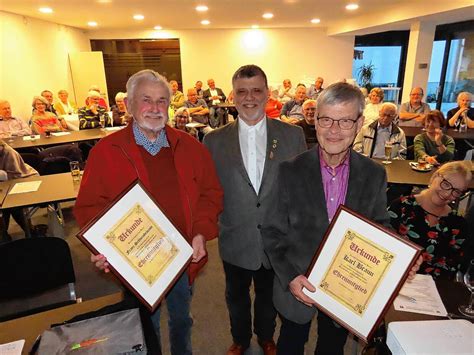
[269,139,277,160]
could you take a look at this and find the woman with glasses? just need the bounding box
[388,161,472,279]
[31,96,68,134]
[174,107,198,139]
[414,110,455,165]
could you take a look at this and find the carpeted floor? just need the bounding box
[2,202,362,354]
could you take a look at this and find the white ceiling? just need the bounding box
[1,0,472,34]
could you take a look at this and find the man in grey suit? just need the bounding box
[261,82,421,354]
[204,65,306,355]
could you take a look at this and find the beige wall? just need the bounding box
[89,28,355,95]
[0,11,91,121]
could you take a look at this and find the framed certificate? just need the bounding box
[303,205,422,342]
[77,180,193,312]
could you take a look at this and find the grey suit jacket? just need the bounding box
[203,118,306,270]
[261,147,390,324]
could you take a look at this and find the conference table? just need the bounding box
[0,292,124,353]
[6,127,123,150]
[402,126,474,141]
[0,172,81,238]
[376,159,474,190]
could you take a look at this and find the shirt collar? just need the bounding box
[377,123,391,132]
[238,116,266,133]
[319,146,350,172]
[132,120,170,156]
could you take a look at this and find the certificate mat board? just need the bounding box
[303,206,422,342]
[77,181,193,312]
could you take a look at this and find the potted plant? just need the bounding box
[357,63,375,91]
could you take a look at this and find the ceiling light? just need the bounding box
[39,7,53,14]
[262,13,274,19]
[196,5,208,12]
[346,3,359,10]
[311,18,321,24]
[133,14,145,20]
[251,25,259,29]
[154,25,162,30]
[88,21,98,27]
[201,20,210,25]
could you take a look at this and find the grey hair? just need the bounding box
[57,89,68,95]
[32,95,48,108]
[303,99,317,109]
[115,92,127,101]
[380,102,398,113]
[457,91,472,102]
[126,69,171,104]
[316,82,366,116]
[175,107,189,117]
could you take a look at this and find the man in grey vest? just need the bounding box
[204,65,305,355]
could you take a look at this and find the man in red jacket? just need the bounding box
[74,69,223,355]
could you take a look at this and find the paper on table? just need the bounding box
[0,340,25,355]
[22,135,40,141]
[104,126,124,131]
[51,132,71,136]
[9,181,42,195]
[393,274,447,316]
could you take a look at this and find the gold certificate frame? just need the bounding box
[303,206,422,343]
[77,180,193,312]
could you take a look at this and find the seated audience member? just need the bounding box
[203,79,226,128]
[0,141,39,241]
[399,87,431,127]
[447,92,474,129]
[111,92,131,126]
[195,80,204,99]
[414,110,454,165]
[40,89,57,115]
[53,89,77,116]
[265,87,283,119]
[295,99,317,149]
[87,85,109,110]
[363,87,384,126]
[307,77,324,100]
[354,102,407,159]
[78,91,111,130]
[388,161,472,279]
[0,100,31,137]
[170,80,185,111]
[31,96,68,134]
[184,88,209,124]
[225,90,239,121]
[174,107,198,139]
[278,79,295,104]
[280,85,307,123]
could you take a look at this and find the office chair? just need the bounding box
[0,237,78,321]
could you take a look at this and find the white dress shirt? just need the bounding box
[210,89,220,105]
[238,117,267,194]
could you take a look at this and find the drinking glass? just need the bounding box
[382,142,393,165]
[69,161,81,182]
[458,259,474,318]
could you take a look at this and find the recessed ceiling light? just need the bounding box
[251,25,259,29]
[262,13,274,19]
[88,21,98,27]
[346,3,359,10]
[133,14,145,20]
[196,5,208,12]
[311,18,321,24]
[154,25,162,30]
[39,7,53,14]
[201,20,210,25]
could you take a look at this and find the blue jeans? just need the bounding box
[151,272,193,355]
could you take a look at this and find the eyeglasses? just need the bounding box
[316,116,359,130]
[175,115,188,119]
[438,174,465,198]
